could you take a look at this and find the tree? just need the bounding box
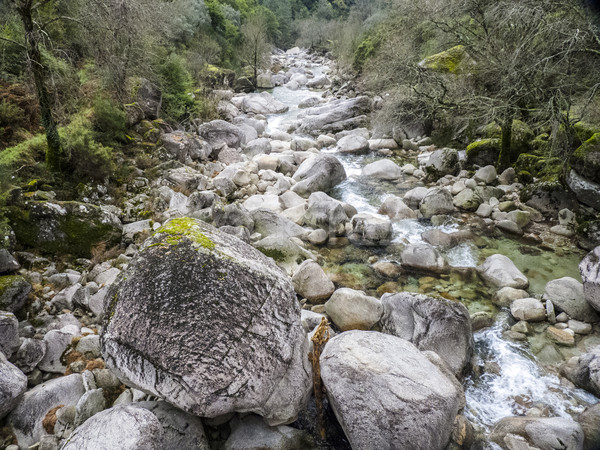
[240,12,271,87]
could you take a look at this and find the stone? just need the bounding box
[307,229,328,246]
[38,327,79,373]
[403,187,430,209]
[476,203,493,218]
[240,92,289,115]
[568,319,592,334]
[369,138,399,150]
[493,287,529,307]
[362,159,403,180]
[291,154,346,197]
[161,131,211,162]
[297,96,372,135]
[13,338,46,374]
[74,388,106,426]
[580,246,600,313]
[496,220,524,236]
[299,96,321,109]
[560,347,600,397]
[473,165,497,184]
[320,331,463,450]
[547,326,575,346]
[378,196,417,220]
[102,218,311,425]
[478,254,529,289]
[212,202,255,231]
[134,78,162,119]
[453,188,482,211]
[490,417,584,450]
[567,169,600,211]
[0,311,19,358]
[510,298,546,322]
[9,374,85,448]
[419,188,455,219]
[0,275,31,312]
[0,352,27,419]
[290,137,317,151]
[424,148,459,179]
[0,249,20,274]
[336,134,369,154]
[292,260,335,303]
[348,213,393,247]
[303,192,349,235]
[224,414,314,450]
[324,288,383,331]
[306,75,330,88]
[401,243,447,273]
[471,311,494,331]
[63,402,209,450]
[197,119,243,149]
[507,210,532,229]
[252,208,306,239]
[76,335,101,358]
[380,292,472,376]
[579,403,600,450]
[544,277,599,323]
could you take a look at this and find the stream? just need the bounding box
[265,57,599,444]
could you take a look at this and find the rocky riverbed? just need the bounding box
[1,47,600,449]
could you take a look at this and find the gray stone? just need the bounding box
[362,159,403,180]
[197,119,243,149]
[297,96,371,135]
[0,249,20,274]
[0,351,27,419]
[63,401,209,450]
[76,335,101,358]
[378,195,417,220]
[453,188,482,211]
[252,208,306,239]
[38,327,78,373]
[403,187,430,209]
[240,92,289,115]
[580,246,600,313]
[102,219,311,425]
[324,288,383,331]
[74,388,106,426]
[336,135,369,154]
[493,287,529,307]
[292,260,335,303]
[224,414,314,450]
[303,192,349,235]
[348,213,392,247]
[510,298,546,322]
[291,154,346,197]
[560,347,600,397]
[161,131,211,162]
[425,148,459,179]
[0,310,19,358]
[579,403,600,450]
[13,338,46,374]
[420,188,455,219]
[320,331,463,450]
[568,319,592,334]
[401,243,447,273]
[544,277,599,323]
[0,275,32,313]
[9,373,85,447]
[497,219,524,236]
[490,416,584,450]
[478,254,529,289]
[380,292,473,376]
[473,165,497,184]
[567,169,600,211]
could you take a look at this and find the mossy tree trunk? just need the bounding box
[17,0,65,172]
[497,114,513,170]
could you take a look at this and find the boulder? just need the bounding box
[5,201,122,258]
[544,277,599,323]
[224,414,314,450]
[477,254,529,289]
[303,192,349,235]
[197,120,243,149]
[490,417,584,450]
[63,402,209,450]
[378,196,417,220]
[101,218,311,425]
[401,243,447,273]
[306,75,330,89]
[347,213,393,247]
[38,326,79,373]
[0,352,27,419]
[9,374,86,448]
[324,288,383,331]
[510,298,546,322]
[560,346,600,397]
[297,96,371,135]
[419,188,455,219]
[161,131,211,162]
[473,165,497,184]
[336,135,369,154]
[320,331,463,450]
[244,138,271,157]
[291,260,335,303]
[362,160,403,180]
[291,154,346,197]
[580,246,600,313]
[568,169,600,211]
[240,92,289,115]
[424,148,459,179]
[134,78,162,119]
[403,187,430,209]
[453,189,482,211]
[0,311,19,358]
[251,208,306,239]
[579,403,600,450]
[380,292,472,376]
[0,249,19,274]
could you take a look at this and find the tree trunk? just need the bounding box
[497,116,513,170]
[18,0,64,171]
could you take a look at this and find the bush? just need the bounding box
[0,133,47,190]
[91,97,127,145]
[159,54,197,123]
[0,99,25,144]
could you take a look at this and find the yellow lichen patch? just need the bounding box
[155,218,216,250]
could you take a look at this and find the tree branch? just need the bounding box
[0,36,26,50]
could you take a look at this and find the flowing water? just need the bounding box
[265,60,598,440]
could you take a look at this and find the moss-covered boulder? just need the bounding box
[466,139,501,167]
[574,121,600,143]
[0,275,31,312]
[102,218,311,425]
[520,181,578,218]
[514,154,562,182]
[570,133,600,184]
[5,201,122,258]
[419,45,472,74]
[511,120,534,155]
[0,223,16,251]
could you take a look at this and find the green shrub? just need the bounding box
[0,134,47,190]
[0,99,26,143]
[91,97,127,145]
[159,54,197,123]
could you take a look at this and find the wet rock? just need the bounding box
[291,154,346,197]
[292,260,335,304]
[547,326,575,346]
[478,254,529,289]
[378,196,417,220]
[240,92,289,115]
[380,292,472,376]
[336,134,369,154]
[303,192,349,235]
[362,159,403,180]
[580,246,600,313]
[63,401,209,450]
[510,298,546,322]
[424,148,459,179]
[0,352,27,419]
[560,347,600,397]
[9,373,85,447]
[401,243,447,273]
[348,213,393,247]
[102,218,311,425]
[0,311,19,358]
[419,188,455,219]
[320,331,463,450]
[471,311,494,331]
[490,416,584,450]
[543,277,599,323]
[324,288,383,331]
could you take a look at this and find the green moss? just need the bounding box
[515,153,562,182]
[571,132,600,184]
[155,218,215,250]
[466,138,501,167]
[530,133,550,156]
[0,275,21,296]
[482,122,502,139]
[573,121,600,143]
[420,45,469,74]
[257,248,286,261]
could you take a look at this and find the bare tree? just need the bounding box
[240,12,271,87]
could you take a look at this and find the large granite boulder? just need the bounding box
[0,352,27,420]
[320,331,463,450]
[419,188,455,219]
[347,213,393,247]
[63,402,209,450]
[580,246,600,313]
[424,148,459,179]
[490,416,584,450]
[0,275,31,313]
[543,277,599,323]
[401,243,448,273]
[161,131,212,162]
[477,254,529,289]
[197,119,243,149]
[240,92,289,115]
[101,218,311,425]
[297,96,371,135]
[5,201,122,258]
[380,292,472,377]
[291,154,346,197]
[560,346,600,397]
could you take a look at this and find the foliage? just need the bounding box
[91,97,127,145]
